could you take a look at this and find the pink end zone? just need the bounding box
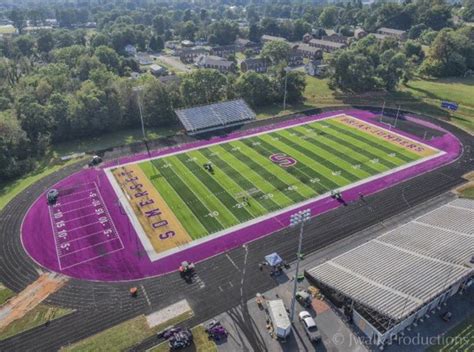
[20,110,462,281]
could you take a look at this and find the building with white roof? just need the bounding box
[306,198,474,346]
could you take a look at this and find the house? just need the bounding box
[305,61,328,77]
[288,49,304,67]
[302,33,313,43]
[261,34,287,44]
[195,55,235,73]
[309,39,347,53]
[124,44,137,56]
[150,64,167,76]
[136,52,153,65]
[294,44,323,61]
[23,26,53,34]
[240,58,269,73]
[165,41,179,50]
[234,37,259,52]
[210,45,236,59]
[179,47,208,63]
[376,27,407,41]
[158,74,181,86]
[322,34,349,44]
[0,24,17,38]
[354,28,368,40]
[181,40,194,47]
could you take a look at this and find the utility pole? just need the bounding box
[394,105,401,128]
[283,67,290,111]
[133,86,152,160]
[289,209,311,322]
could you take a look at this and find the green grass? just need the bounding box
[129,116,425,239]
[52,126,178,156]
[61,310,193,352]
[0,156,86,211]
[428,315,474,352]
[149,325,217,352]
[0,284,15,305]
[0,304,73,341]
[287,76,474,133]
[459,185,474,199]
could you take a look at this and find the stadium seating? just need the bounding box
[175,99,256,135]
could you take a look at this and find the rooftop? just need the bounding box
[309,39,346,48]
[306,198,474,321]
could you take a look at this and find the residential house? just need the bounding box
[302,33,313,43]
[235,38,260,52]
[136,52,153,65]
[294,44,323,61]
[150,64,167,76]
[354,28,368,40]
[288,49,304,67]
[124,44,137,56]
[0,24,17,39]
[179,47,208,63]
[158,74,181,86]
[210,45,236,59]
[322,34,349,44]
[305,61,328,77]
[240,58,269,73]
[309,39,347,53]
[181,40,194,47]
[376,27,407,41]
[195,55,235,73]
[261,34,287,44]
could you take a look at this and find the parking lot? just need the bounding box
[212,266,367,352]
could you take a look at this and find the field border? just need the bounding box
[105,113,445,262]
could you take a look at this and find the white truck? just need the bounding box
[267,299,291,340]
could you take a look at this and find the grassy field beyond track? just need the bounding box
[117,115,435,244]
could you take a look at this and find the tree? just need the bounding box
[292,20,311,42]
[152,15,166,35]
[37,30,55,53]
[8,9,25,33]
[16,94,51,149]
[14,35,35,57]
[421,28,474,77]
[142,80,175,127]
[149,36,164,52]
[248,23,263,43]
[330,50,378,92]
[208,20,239,45]
[235,72,274,107]
[47,93,70,142]
[177,21,197,41]
[0,111,34,180]
[261,41,291,65]
[319,7,339,28]
[76,55,104,81]
[95,46,121,73]
[180,69,227,106]
[52,45,87,68]
[461,0,474,21]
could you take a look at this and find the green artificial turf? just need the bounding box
[133,117,427,239]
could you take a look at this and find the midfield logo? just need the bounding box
[269,153,297,168]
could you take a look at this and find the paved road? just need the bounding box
[0,112,472,351]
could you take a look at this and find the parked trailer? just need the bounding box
[267,299,291,339]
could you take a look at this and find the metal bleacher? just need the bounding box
[175,99,256,135]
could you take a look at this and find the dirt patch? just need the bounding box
[0,273,67,330]
[312,298,330,315]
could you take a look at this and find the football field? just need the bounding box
[108,114,441,260]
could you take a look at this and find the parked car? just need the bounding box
[296,290,312,307]
[47,189,59,205]
[298,311,321,343]
[88,155,102,167]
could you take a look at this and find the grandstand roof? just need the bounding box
[306,198,474,321]
[175,99,256,135]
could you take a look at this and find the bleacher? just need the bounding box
[175,99,256,135]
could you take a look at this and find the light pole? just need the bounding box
[283,66,290,111]
[133,86,152,160]
[289,208,311,322]
[393,105,401,128]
